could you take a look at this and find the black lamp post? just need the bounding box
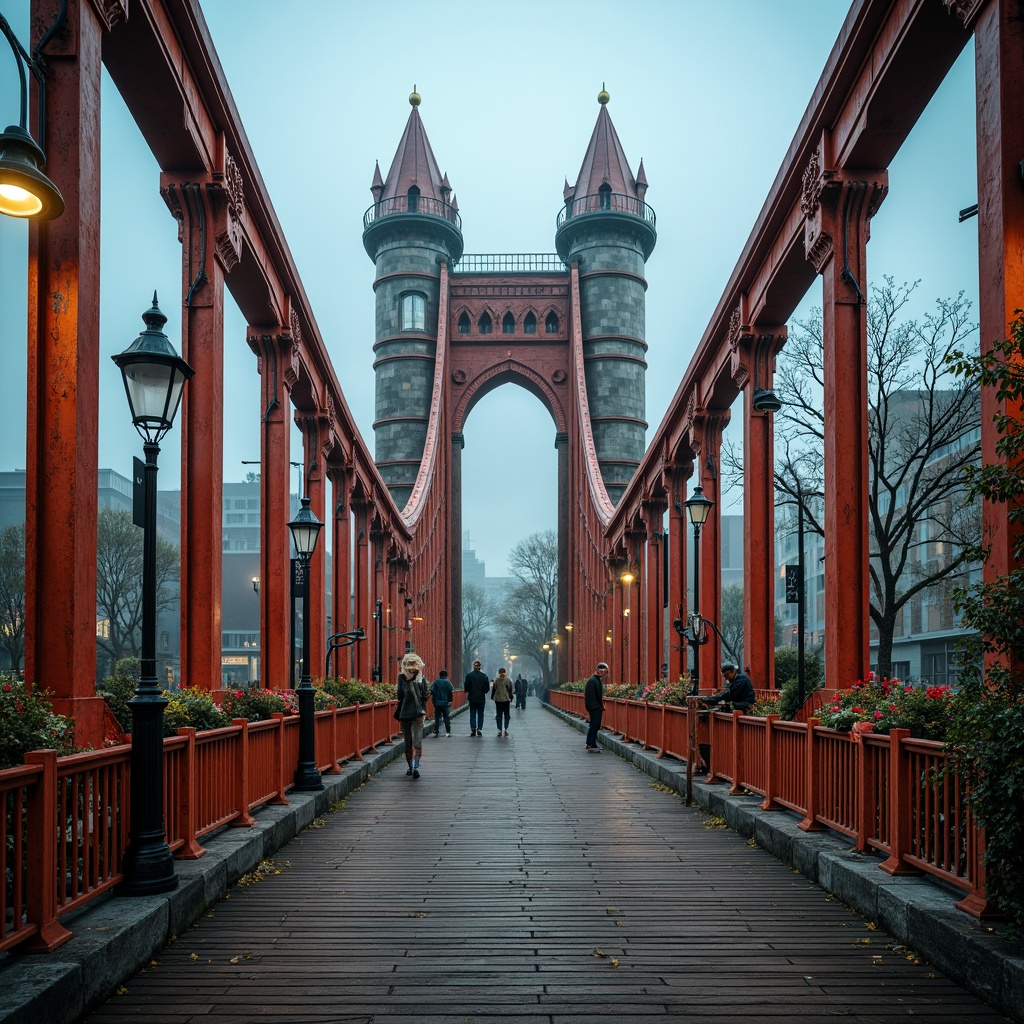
[0,12,65,219]
[113,293,193,896]
[288,495,323,791]
[684,483,714,696]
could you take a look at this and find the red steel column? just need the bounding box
[247,333,291,688]
[803,141,887,689]
[975,1,1024,610]
[743,332,784,688]
[160,169,239,689]
[327,464,351,679]
[644,501,667,682]
[700,415,727,678]
[352,501,369,683]
[26,0,111,744]
[668,465,690,683]
[296,413,325,681]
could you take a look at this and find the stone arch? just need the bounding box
[452,359,568,436]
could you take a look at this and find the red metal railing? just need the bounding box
[549,692,986,916]
[0,700,406,955]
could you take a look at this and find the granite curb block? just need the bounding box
[545,701,1024,1023]
[0,737,409,1024]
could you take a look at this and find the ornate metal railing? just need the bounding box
[452,253,567,274]
[556,192,656,230]
[362,195,462,231]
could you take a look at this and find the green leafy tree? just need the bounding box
[96,508,180,667]
[494,531,558,689]
[944,313,1024,930]
[0,523,26,670]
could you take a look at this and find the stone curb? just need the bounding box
[546,702,1024,1023]
[0,736,410,1024]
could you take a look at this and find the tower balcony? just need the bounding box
[555,191,657,261]
[362,194,464,261]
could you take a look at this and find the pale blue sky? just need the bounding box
[0,1,978,573]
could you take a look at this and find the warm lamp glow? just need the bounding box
[0,181,41,216]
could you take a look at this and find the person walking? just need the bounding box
[584,661,608,752]
[397,652,428,778]
[514,673,527,710]
[463,660,490,736]
[491,667,514,736]
[429,669,454,737]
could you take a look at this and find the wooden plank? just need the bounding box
[82,711,1007,1023]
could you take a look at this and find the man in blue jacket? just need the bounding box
[584,662,608,752]
[702,663,756,712]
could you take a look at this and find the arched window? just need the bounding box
[502,312,515,334]
[478,312,492,334]
[402,293,425,331]
[458,312,471,334]
[545,311,559,334]
[598,182,612,209]
[523,312,537,334]
[406,184,421,213]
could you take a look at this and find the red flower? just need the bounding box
[873,710,883,720]
[852,706,864,714]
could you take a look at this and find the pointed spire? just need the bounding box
[370,160,384,202]
[563,177,575,203]
[568,85,641,201]
[376,88,451,204]
[636,158,648,201]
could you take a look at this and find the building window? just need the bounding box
[407,184,420,213]
[545,311,559,334]
[523,312,537,334]
[402,293,426,331]
[502,312,515,334]
[478,313,492,334]
[458,312,471,334]
[598,182,612,209]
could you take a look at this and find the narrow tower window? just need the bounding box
[478,312,493,334]
[598,182,612,209]
[458,312,471,334]
[502,312,515,334]
[545,311,559,334]
[402,293,426,331]
[407,185,420,213]
[523,312,537,334]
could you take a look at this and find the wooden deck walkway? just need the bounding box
[81,706,1009,1023]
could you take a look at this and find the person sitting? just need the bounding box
[702,662,756,712]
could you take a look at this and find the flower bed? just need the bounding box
[814,676,953,741]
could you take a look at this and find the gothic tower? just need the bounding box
[363,89,463,507]
[556,87,656,503]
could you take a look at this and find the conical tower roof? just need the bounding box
[565,86,643,202]
[374,88,451,203]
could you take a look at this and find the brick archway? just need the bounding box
[451,356,569,436]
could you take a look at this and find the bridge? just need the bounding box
[1,0,1022,1020]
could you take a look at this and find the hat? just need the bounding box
[402,653,424,671]
[721,661,738,673]
[597,662,609,671]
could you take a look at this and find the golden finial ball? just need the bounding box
[409,86,421,107]
[598,83,609,105]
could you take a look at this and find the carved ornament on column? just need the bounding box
[88,0,128,32]
[801,141,888,276]
[943,0,982,26]
[727,304,754,391]
[210,152,245,274]
[283,310,304,393]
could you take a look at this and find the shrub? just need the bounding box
[0,677,78,768]
[221,688,292,721]
[778,675,825,720]
[751,694,782,717]
[97,657,140,734]
[324,679,393,706]
[774,646,824,692]
[163,687,231,735]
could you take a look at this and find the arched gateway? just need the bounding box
[363,88,657,674]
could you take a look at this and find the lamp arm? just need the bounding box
[0,16,29,129]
